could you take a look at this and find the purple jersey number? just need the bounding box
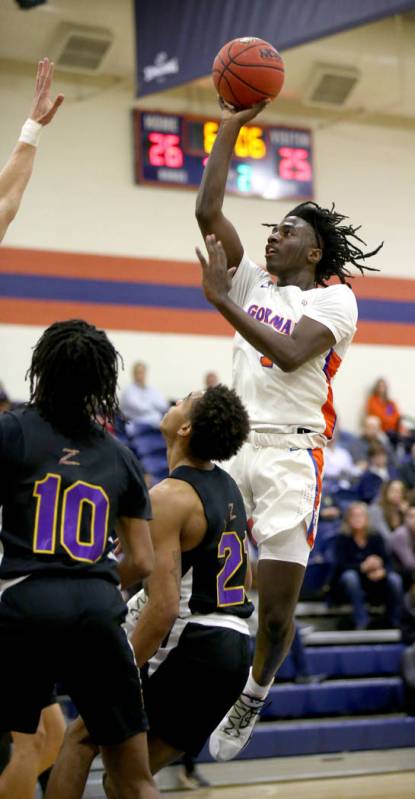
[217,531,245,607]
[33,473,110,563]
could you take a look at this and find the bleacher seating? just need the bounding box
[198,632,414,761]
[115,417,169,483]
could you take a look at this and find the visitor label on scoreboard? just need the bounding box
[133,110,314,201]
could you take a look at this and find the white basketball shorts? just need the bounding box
[223,431,325,568]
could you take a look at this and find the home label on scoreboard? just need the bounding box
[133,110,314,201]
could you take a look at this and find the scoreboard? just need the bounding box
[133,110,314,201]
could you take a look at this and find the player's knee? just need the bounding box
[40,705,65,762]
[65,717,97,753]
[260,606,293,644]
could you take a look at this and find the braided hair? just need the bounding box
[28,319,121,437]
[264,201,382,287]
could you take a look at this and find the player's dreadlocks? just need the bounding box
[28,319,121,438]
[264,201,382,287]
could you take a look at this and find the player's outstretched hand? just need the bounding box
[219,96,270,125]
[29,58,64,126]
[196,234,236,306]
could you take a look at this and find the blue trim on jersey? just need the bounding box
[306,448,319,538]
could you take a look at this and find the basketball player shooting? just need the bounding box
[196,99,382,761]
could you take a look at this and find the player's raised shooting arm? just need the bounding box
[195,101,267,270]
[130,480,185,667]
[0,58,63,244]
[115,517,154,589]
[197,236,335,372]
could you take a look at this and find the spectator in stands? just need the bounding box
[390,505,415,589]
[399,442,415,491]
[120,361,168,426]
[331,502,403,629]
[368,480,408,540]
[349,415,395,468]
[357,442,398,504]
[323,432,360,486]
[204,370,220,389]
[366,378,400,438]
[0,386,11,414]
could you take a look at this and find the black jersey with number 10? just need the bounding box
[0,407,151,582]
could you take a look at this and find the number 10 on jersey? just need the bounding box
[33,473,110,563]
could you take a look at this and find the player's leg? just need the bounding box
[101,733,159,799]
[145,623,251,769]
[37,703,66,775]
[253,558,305,683]
[0,582,58,798]
[0,728,45,799]
[0,704,63,799]
[210,445,322,760]
[44,716,97,799]
[147,735,182,774]
[58,579,160,799]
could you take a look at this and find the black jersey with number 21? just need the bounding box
[171,464,253,619]
[0,407,151,582]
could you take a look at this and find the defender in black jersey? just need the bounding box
[0,320,160,799]
[47,385,252,788]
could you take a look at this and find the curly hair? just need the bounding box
[28,319,121,438]
[264,201,383,287]
[188,385,250,462]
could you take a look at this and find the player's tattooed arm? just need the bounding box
[170,549,182,593]
[130,480,186,667]
[197,235,335,372]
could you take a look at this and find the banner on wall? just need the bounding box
[134,0,415,96]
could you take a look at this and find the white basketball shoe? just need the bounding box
[209,692,266,761]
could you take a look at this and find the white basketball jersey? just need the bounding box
[229,254,358,438]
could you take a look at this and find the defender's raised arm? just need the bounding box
[0,58,63,243]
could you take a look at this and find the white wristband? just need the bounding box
[18,118,42,147]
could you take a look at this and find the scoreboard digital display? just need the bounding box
[133,110,314,201]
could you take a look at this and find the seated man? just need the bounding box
[120,362,168,427]
[47,385,253,792]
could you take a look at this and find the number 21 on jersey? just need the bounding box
[217,531,246,607]
[33,473,109,563]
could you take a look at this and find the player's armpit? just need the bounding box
[115,517,154,589]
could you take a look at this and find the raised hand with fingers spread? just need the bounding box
[29,57,64,126]
[196,234,237,305]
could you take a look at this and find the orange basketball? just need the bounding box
[212,37,285,108]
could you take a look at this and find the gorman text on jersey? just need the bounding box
[247,304,294,336]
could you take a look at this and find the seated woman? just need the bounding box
[366,378,400,440]
[368,479,408,540]
[331,503,403,630]
[390,505,415,590]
